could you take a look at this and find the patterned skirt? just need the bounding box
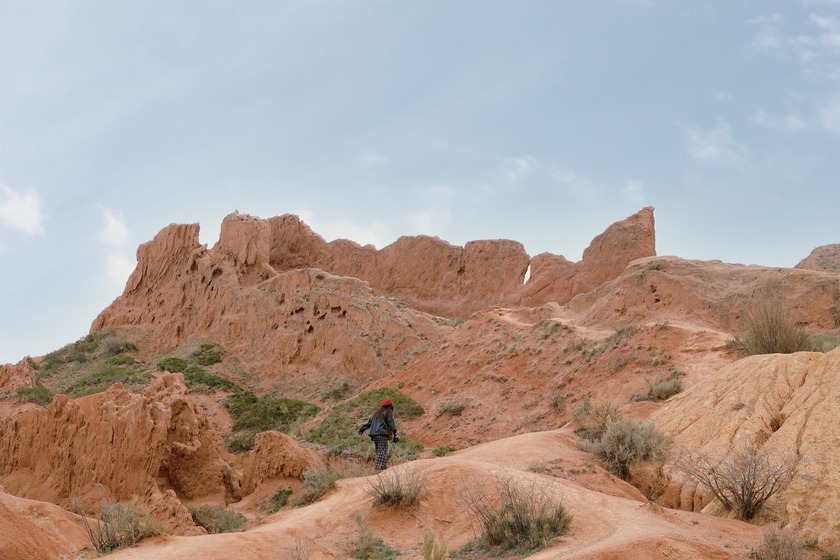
[372,435,390,472]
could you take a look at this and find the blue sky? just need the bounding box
[2,1,839,364]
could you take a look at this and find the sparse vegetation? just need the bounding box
[259,487,293,514]
[304,389,424,459]
[183,365,238,393]
[66,365,153,397]
[423,533,447,560]
[157,356,189,373]
[437,399,466,417]
[192,343,225,366]
[731,290,814,355]
[433,446,456,457]
[464,475,572,554]
[294,466,344,506]
[345,513,400,560]
[677,444,800,521]
[588,418,669,480]
[572,398,622,441]
[224,391,319,452]
[72,491,163,554]
[366,466,428,509]
[16,384,54,406]
[189,505,248,533]
[751,529,804,560]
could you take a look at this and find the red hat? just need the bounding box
[381,399,393,407]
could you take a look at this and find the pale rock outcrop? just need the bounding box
[796,243,840,274]
[652,347,840,541]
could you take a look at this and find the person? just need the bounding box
[358,399,399,472]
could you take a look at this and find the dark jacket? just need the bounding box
[359,414,397,439]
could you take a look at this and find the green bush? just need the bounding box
[591,419,668,480]
[294,466,344,506]
[227,391,319,433]
[157,357,189,373]
[192,343,225,366]
[259,487,293,514]
[183,366,238,393]
[433,446,456,457]
[464,475,572,554]
[16,384,54,406]
[226,432,257,453]
[345,513,399,560]
[66,366,152,397]
[189,505,248,533]
[106,354,136,366]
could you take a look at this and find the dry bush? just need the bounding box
[366,466,428,509]
[345,513,399,559]
[736,290,814,355]
[589,418,669,480]
[422,533,446,560]
[751,529,804,560]
[71,490,163,554]
[463,475,572,554]
[677,444,800,520]
[189,505,247,533]
[294,466,344,506]
[572,398,622,441]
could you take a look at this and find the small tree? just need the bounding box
[677,444,800,520]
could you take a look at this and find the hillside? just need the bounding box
[2,207,840,559]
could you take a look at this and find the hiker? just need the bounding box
[358,399,399,472]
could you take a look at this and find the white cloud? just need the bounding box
[751,110,808,131]
[106,254,135,284]
[623,180,646,204]
[0,185,45,235]
[680,120,748,166]
[748,14,785,50]
[500,156,537,188]
[99,207,129,248]
[358,150,388,169]
[810,13,840,47]
[818,95,840,133]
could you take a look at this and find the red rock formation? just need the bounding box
[240,431,325,495]
[0,374,233,533]
[0,361,35,394]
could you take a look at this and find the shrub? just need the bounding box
[104,339,137,356]
[647,376,682,401]
[227,391,320,433]
[367,466,428,509]
[294,466,344,506]
[71,492,163,554]
[106,354,135,366]
[737,291,814,355]
[157,357,189,373]
[437,400,466,417]
[192,343,225,366]
[464,475,572,554]
[591,419,668,480]
[66,366,152,397]
[226,432,257,453]
[16,384,54,406]
[259,487,293,514]
[677,444,799,521]
[423,533,447,560]
[433,446,456,457]
[184,366,238,393]
[572,398,622,441]
[751,529,804,560]
[189,505,248,533]
[345,513,399,560]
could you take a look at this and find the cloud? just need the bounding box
[99,208,129,248]
[747,14,785,50]
[97,207,133,285]
[818,95,840,133]
[0,185,45,235]
[810,13,840,48]
[751,110,808,131]
[358,150,388,169]
[500,156,537,189]
[680,120,748,166]
[623,180,646,204]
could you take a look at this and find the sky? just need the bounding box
[2,1,839,364]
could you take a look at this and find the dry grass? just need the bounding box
[366,466,428,509]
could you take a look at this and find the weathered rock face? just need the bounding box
[240,431,325,495]
[92,208,657,378]
[796,244,840,274]
[0,374,232,532]
[562,256,840,333]
[0,361,35,394]
[652,348,840,541]
[0,490,90,560]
